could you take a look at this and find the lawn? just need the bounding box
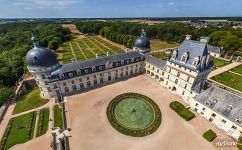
[57,35,123,64]
[212,72,242,92]
[212,58,231,70]
[150,39,178,51]
[1,112,36,150]
[36,108,49,137]
[170,101,195,121]
[13,87,48,114]
[13,87,49,115]
[54,105,63,128]
[203,130,217,142]
[150,51,171,61]
[230,65,242,75]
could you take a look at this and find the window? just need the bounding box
[166,81,168,85]
[41,74,46,79]
[100,73,103,77]
[168,75,170,80]
[94,75,96,78]
[221,119,227,124]
[72,85,77,91]
[202,107,206,111]
[187,77,190,82]
[94,80,97,85]
[53,84,58,89]
[195,103,199,107]
[192,57,200,67]
[87,81,91,87]
[108,71,111,75]
[44,81,48,85]
[231,125,237,130]
[80,83,84,88]
[126,71,128,76]
[87,77,90,80]
[182,91,185,95]
[71,80,75,84]
[100,78,104,83]
[79,78,82,82]
[211,113,216,118]
[177,72,180,77]
[172,50,177,59]
[184,84,187,89]
[201,112,204,115]
[181,52,188,63]
[108,76,111,81]
[63,82,67,86]
[175,79,178,84]
[64,87,69,93]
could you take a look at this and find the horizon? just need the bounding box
[0,0,242,18]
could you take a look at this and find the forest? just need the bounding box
[75,21,242,55]
[0,22,71,106]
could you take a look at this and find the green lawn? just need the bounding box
[170,101,195,121]
[230,65,242,75]
[1,112,36,150]
[37,108,49,137]
[212,58,231,70]
[13,88,49,115]
[54,105,63,128]
[150,39,178,51]
[203,130,217,142]
[150,51,171,61]
[212,72,242,92]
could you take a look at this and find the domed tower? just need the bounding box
[133,29,150,53]
[26,36,60,98]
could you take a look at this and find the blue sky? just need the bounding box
[0,0,241,18]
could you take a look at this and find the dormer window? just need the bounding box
[192,57,200,67]
[227,105,233,111]
[172,50,177,59]
[181,52,188,63]
[235,117,242,125]
[92,66,96,72]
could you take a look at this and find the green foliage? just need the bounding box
[170,101,195,121]
[54,105,63,128]
[203,129,217,142]
[0,86,14,106]
[212,58,231,70]
[237,137,242,150]
[13,87,49,114]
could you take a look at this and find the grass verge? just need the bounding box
[54,105,63,128]
[170,101,195,121]
[36,108,49,137]
[203,129,217,142]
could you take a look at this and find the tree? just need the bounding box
[48,40,59,50]
[0,86,14,106]
[127,39,134,48]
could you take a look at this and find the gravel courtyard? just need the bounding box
[66,75,227,150]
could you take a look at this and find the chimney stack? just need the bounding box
[185,35,192,40]
[96,54,99,59]
[200,36,210,43]
[106,51,109,57]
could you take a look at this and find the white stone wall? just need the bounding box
[190,100,242,139]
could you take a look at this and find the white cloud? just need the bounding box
[168,2,175,5]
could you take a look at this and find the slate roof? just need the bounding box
[144,54,166,70]
[169,39,212,72]
[195,86,242,127]
[208,45,221,54]
[51,51,144,76]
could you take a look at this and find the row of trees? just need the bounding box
[75,21,242,55]
[0,22,71,106]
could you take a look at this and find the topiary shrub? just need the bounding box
[170,101,195,121]
[203,129,217,142]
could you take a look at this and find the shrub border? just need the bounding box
[106,93,162,137]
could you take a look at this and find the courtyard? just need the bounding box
[64,75,235,150]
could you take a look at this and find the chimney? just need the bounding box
[96,54,99,59]
[200,36,210,43]
[106,51,109,57]
[185,35,192,40]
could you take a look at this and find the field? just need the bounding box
[212,71,242,92]
[13,88,49,115]
[1,112,36,150]
[212,58,231,70]
[150,39,178,51]
[150,51,171,61]
[57,36,124,64]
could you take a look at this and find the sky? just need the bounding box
[0,0,241,18]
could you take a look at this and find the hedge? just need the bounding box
[170,101,195,121]
[238,137,242,150]
[203,129,217,142]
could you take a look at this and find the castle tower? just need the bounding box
[164,35,212,100]
[133,29,151,53]
[26,36,60,98]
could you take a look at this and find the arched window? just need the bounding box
[181,52,188,63]
[192,57,200,67]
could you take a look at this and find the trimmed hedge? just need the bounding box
[0,119,13,150]
[37,108,49,137]
[170,101,195,121]
[238,137,242,150]
[203,129,217,142]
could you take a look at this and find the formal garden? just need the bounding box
[203,129,217,142]
[169,101,195,121]
[230,65,242,75]
[36,108,50,137]
[0,112,37,150]
[13,87,49,115]
[212,71,242,92]
[57,35,124,64]
[150,39,178,51]
[150,51,172,61]
[106,93,161,137]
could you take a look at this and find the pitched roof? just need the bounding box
[208,45,221,54]
[195,86,242,127]
[169,39,211,72]
[144,54,166,70]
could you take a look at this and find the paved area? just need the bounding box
[65,75,235,150]
[208,62,241,79]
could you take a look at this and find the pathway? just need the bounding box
[69,43,77,60]
[75,42,87,60]
[33,110,40,138]
[208,61,241,79]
